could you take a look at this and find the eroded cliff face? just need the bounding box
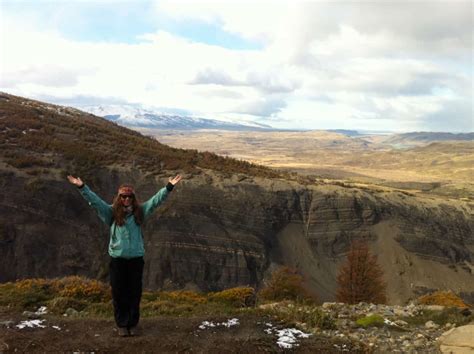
[0,168,472,304]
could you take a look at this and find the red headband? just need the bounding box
[118,186,135,195]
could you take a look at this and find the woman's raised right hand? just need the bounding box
[67,175,84,187]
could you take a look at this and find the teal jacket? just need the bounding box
[78,184,171,258]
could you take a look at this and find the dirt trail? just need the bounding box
[0,312,365,353]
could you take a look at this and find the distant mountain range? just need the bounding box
[382,132,473,147]
[385,131,473,142]
[75,105,474,141]
[325,129,362,137]
[78,105,272,131]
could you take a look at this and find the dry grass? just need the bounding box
[155,130,474,198]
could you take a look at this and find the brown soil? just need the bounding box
[0,311,365,353]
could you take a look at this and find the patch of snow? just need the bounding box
[264,326,312,349]
[52,325,61,330]
[198,318,240,330]
[221,318,239,328]
[35,306,48,315]
[78,104,271,130]
[277,335,296,349]
[16,319,46,329]
[199,321,216,329]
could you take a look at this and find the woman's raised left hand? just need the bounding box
[169,175,182,185]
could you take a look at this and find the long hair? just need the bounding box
[112,184,144,226]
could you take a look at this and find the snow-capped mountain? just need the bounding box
[78,105,272,131]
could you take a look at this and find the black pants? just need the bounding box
[109,256,144,329]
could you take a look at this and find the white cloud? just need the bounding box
[235,96,287,117]
[422,97,473,132]
[153,1,294,43]
[190,68,243,86]
[2,65,85,88]
[0,1,471,131]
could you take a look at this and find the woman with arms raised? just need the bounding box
[67,174,182,337]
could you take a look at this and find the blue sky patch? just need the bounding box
[159,18,263,50]
[3,1,262,49]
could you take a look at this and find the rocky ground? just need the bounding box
[261,301,474,353]
[1,302,473,353]
[0,310,362,353]
[319,303,460,353]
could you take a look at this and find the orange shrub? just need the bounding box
[0,277,111,309]
[52,276,111,302]
[15,278,53,292]
[208,286,256,307]
[418,291,469,308]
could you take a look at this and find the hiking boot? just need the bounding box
[129,326,140,336]
[117,327,129,337]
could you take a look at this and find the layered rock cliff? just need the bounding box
[0,167,472,304]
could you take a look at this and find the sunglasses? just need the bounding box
[120,194,134,200]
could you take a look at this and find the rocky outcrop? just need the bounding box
[0,166,473,304]
[438,324,474,353]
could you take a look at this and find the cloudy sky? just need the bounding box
[1,0,472,132]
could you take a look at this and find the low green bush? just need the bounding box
[264,304,336,330]
[84,302,114,317]
[294,306,336,329]
[356,314,385,328]
[46,297,88,314]
[142,291,159,302]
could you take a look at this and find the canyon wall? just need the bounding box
[1,168,472,304]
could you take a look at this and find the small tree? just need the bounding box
[259,266,315,303]
[336,240,387,304]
